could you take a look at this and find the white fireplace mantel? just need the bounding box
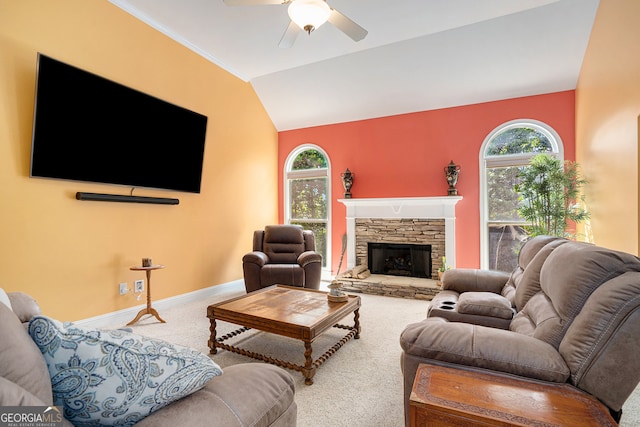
[338,196,462,270]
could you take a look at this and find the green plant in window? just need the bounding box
[514,153,590,238]
[292,149,327,170]
[486,127,552,155]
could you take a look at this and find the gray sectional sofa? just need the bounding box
[0,291,297,426]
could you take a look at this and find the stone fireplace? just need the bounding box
[360,220,440,278]
[339,197,462,280]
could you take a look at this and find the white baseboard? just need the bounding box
[75,280,245,329]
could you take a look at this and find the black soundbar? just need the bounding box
[76,192,179,205]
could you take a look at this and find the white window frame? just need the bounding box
[479,119,564,269]
[284,144,331,271]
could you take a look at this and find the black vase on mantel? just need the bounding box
[445,161,460,196]
[341,168,354,198]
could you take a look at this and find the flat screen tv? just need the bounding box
[30,54,208,194]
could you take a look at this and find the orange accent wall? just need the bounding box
[576,0,640,254]
[0,0,278,320]
[279,91,576,271]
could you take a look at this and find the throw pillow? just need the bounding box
[28,316,222,426]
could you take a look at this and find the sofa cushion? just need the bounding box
[400,317,570,382]
[518,236,562,268]
[7,292,42,323]
[0,302,53,404]
[0,376,47,406]
[500,236,562,305]
[559,272,640,411]
[135,364,297,427]
[512,241,640,349]
[0,377,77,427]
[457,292,514,319]
[261,264,304,287]
[511,239,567,311]
[263,225,305,264]
[28,316,222,426]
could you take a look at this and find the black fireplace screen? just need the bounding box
[367,242,432,278]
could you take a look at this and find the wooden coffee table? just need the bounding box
[207,285,361,385]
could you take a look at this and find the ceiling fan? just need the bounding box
[223,0,368,48]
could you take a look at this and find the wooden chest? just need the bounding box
[409,364,617,427]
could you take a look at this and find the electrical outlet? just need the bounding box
[119,283,128,296]
[134,280,144,293]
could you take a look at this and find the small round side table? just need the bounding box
[127,264,166,326]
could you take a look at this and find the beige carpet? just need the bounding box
[126,288,640,427]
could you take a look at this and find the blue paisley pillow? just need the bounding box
[28,316,222,426]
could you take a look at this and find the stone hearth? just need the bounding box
[338,274,440,300]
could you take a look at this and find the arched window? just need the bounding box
[479,120,563,271]
[284,145,330,269]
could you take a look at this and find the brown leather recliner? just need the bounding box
[242,225,323,293]
[401,238,640,425]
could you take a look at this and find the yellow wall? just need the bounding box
[0,0,278,320]
[576,0,640,254]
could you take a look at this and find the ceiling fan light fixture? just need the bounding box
[288,0,331,35]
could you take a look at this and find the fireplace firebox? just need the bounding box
[367,242,432,278]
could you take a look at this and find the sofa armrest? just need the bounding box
[242,252,270,293]
[242,251,269,267]
[297,251,322,268]
[442,268,510,294]
[400,317,569,382]
[298,251,322,290]
[7,292,41,324]
[457,292,514,319]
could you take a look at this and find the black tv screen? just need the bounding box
[31,54,208,193]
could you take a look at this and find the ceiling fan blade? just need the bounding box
[223,0,288,5]
[279,20,301,48]
[328,8,368,42]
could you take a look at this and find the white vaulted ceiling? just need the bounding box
[109,0,599,131]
